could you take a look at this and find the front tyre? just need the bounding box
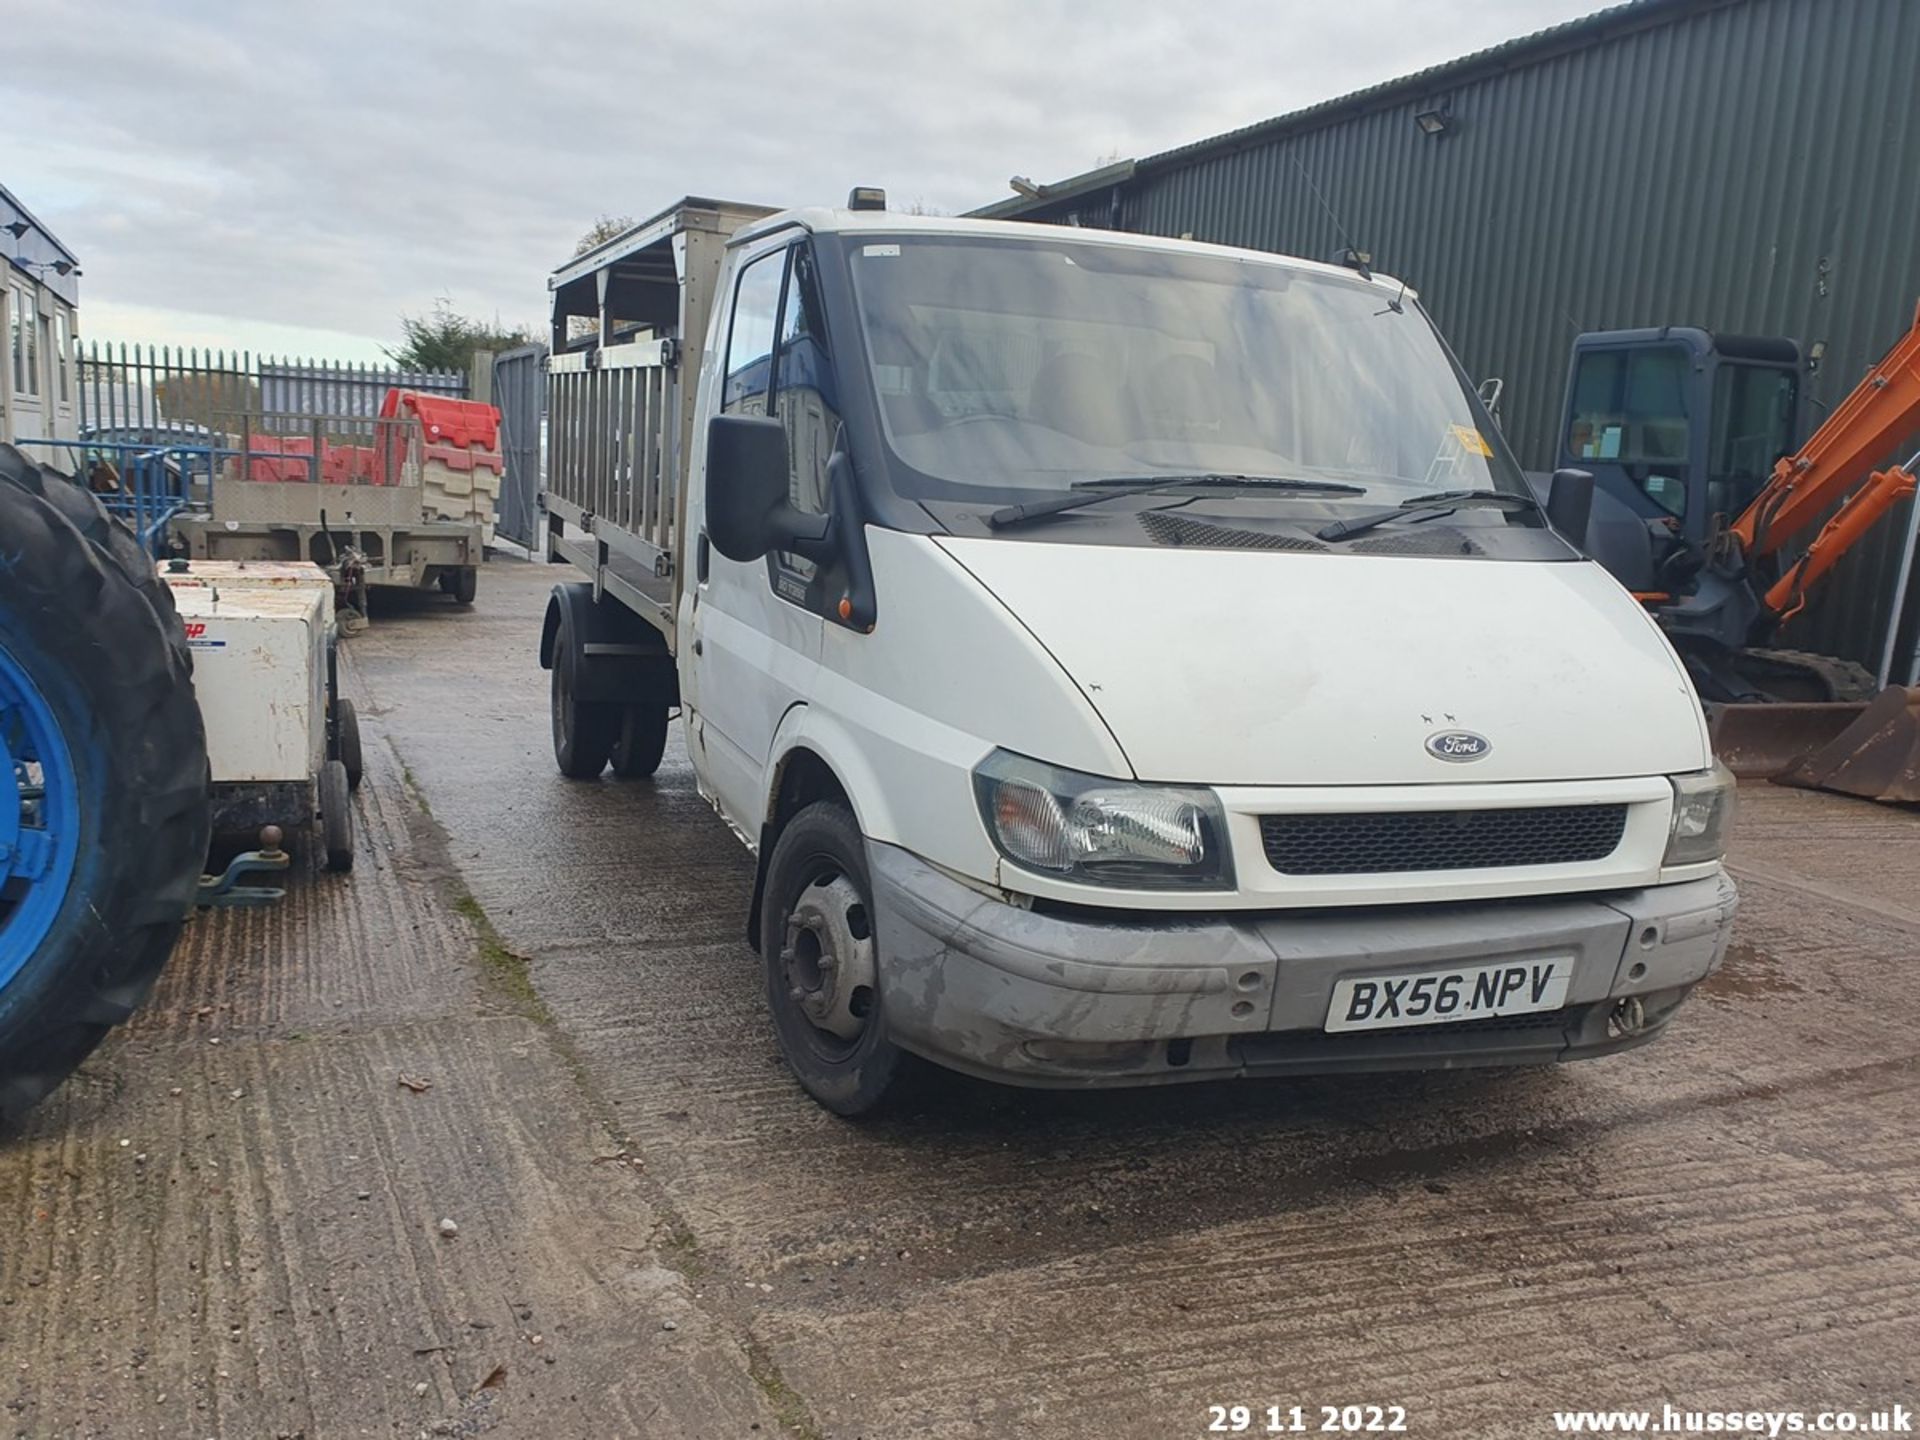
[760,801,914,1117]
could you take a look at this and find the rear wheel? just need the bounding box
[760,802,913,1117]
[319,759,353,873]
[609,699,670,779]
[449,567,478,606]
[550,644,617,779]
[0,444,210,1126]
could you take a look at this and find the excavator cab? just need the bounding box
[1558,327,1801,558]
[1550,312,1920,797]
[1551,328,1808,687]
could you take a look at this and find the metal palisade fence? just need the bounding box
[77,342,465,440]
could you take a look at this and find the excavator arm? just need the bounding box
[1731,300,1920,587]
[1762,462,1918,622]
[1710,301,1920,800]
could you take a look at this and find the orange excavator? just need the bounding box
[1542,301,1920,799]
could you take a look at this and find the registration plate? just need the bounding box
[1324,957,1572,1033]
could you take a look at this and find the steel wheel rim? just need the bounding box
[0,639,82,992]
[779,861,877,1061]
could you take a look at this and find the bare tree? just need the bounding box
[575,214,636,257]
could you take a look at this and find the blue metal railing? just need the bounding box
[18,435,353,555]
[20,416,424,556]
[20,438,212,553]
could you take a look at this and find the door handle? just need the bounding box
[696,532,711,584]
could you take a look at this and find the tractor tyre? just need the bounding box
[0,444,210,1127]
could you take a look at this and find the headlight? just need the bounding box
[1664,762,1736,866]
[972,749,1233,890]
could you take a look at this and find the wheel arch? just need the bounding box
[542,581,675,705]
[745,708,900,947]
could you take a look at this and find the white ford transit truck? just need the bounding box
[538,194,1738,1115]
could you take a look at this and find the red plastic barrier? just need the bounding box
[231,395,502,487]
[242,437,396,485]
[245,434,313,483]
[324,445,379,485]
[380,389,501,451]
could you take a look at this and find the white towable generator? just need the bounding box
[160,560,360,870]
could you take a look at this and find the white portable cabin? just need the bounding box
[0,183,80,458]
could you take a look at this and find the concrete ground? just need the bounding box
[3,554,1917,1439]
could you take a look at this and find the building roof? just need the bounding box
[970,0,1723,220]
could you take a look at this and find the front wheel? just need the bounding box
[760,802,914,1117]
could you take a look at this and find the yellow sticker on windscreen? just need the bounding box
[1449,424,1493,457]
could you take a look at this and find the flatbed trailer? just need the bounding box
[167,477,483,602]
[79,401,499,611]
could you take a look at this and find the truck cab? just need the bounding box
[540,200,1739,1114]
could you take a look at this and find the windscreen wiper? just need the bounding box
[986,473,1366,531]
[1316,487,1541,542]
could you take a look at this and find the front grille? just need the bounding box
[1259,804,1629,876]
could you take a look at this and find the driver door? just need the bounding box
[683,237,827,840]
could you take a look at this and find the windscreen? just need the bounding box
[1567,346,1691,468]
[847,234,1525,504]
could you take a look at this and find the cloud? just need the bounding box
[3,0,1597,356]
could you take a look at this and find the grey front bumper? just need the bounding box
[870,843,1737,1087]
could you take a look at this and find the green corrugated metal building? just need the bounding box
[974,0,1920,666]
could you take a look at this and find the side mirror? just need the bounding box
[705,413,829,562]
[1546,466,1595,544]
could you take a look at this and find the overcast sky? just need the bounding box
[5,0,1598,363]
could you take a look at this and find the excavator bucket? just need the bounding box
[1775,686,1920,802]
[1709,701,1871,779]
